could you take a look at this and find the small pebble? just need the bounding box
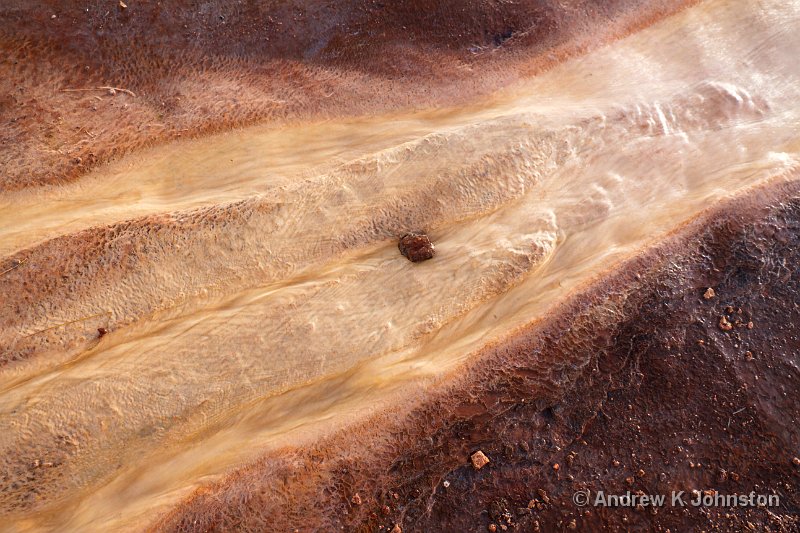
[398,232,435,262]
[471,450,490,470]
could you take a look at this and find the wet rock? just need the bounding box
[471,450,490,470]
[398,232,435,262]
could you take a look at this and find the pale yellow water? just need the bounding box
[1,0,799,530]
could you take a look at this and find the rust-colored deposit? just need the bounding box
[1,0,799,532]
[1,0,692,192]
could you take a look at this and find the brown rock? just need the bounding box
[97,327,108,338]
[351,493,362,506]
[703,288,716,299]
[391,525,402,533]
[719,316,733,331]
[471,450,490,470]
[398,232,435,262]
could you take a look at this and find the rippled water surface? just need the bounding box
[1,0,799,530]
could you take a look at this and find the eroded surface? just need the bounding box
[1,0,799,531]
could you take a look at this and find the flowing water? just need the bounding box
[1,0,799,530]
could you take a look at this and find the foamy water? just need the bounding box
[1,0,799,530]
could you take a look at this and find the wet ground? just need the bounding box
[1,1,799,532]
[0,0,691,192]
[156,180,800,532]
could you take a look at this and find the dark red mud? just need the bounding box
[155,180,800,532]
[0,0,693,192]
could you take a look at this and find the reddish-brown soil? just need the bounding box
[6,2,797,532]
[1,0,693,192]
[154,180,800,532]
